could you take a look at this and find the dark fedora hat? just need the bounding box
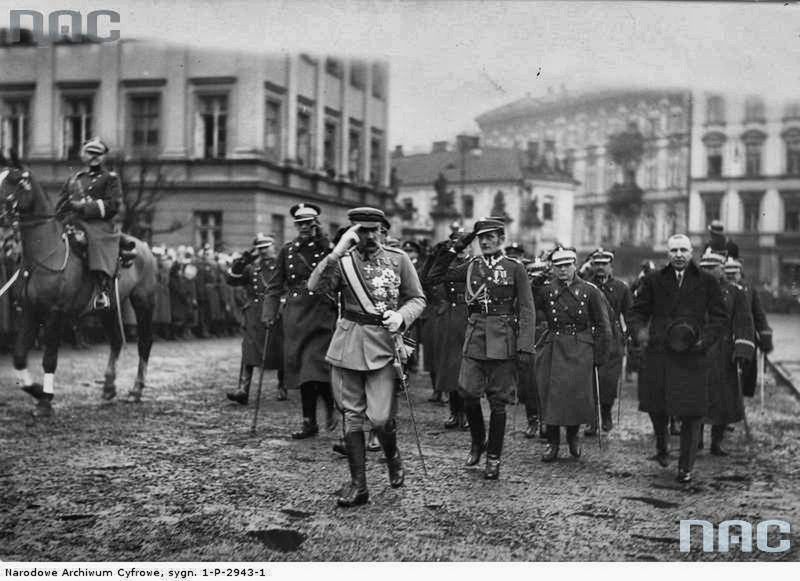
[666,320,699,353]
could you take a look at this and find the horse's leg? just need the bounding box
[101,309,123,401]
[34,310,64,417]
[14,308,41,396]
[127,293,154,403]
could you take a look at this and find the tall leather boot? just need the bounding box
[601,403,613,432]
[317,382,338,431]
[710,424,728,456]
[337,431,369,507]
[566,425,582,458]
[464,399,486,466]
[292,384,319,439]
[92,271,112,310]
[444,392,460,429]
[541,425,560,462]
[376,420,404,488]
[226,365,252,405]
[484,407,506,480]
[654,433,670,467]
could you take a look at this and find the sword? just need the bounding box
[736,360,752,442]
[617,350,627,426]
[759,351,766,413]
[393,333,428,477]
[250,325,271,434]
[594,365,603,451]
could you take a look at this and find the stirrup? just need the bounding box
[93,291,111,310]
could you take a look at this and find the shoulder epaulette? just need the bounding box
[503,255,524,265]
[383,246,405,255]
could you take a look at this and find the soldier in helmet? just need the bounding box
[263,203,338,439]
[55,137,123,310]
[426,218,535,480]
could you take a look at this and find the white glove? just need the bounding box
[382,309,404,333]
[332,224,361,257]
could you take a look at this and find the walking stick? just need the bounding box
[594,365,603,451]
[759,351,766,413]
[617,350,627,426]
[393,334,428,477]
[250,327,271,435]
[736,361,752,442]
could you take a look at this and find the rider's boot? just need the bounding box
[92,271,113,310]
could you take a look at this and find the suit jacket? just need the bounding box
[308,245,426,371]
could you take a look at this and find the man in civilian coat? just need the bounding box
[629,234,728,484]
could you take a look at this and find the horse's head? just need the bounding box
[0,163,50,226]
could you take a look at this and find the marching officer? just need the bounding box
[701,251,755,455]
[535,247,611,462]
[426,218,535,480]
[724,258,773,397]
[55,137,123,310]
[264,204,338,439]
[523,256,550,438]
[307,207,426,507]
[585,248,632,434]
[225,233,283,404]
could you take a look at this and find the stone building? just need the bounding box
[0,36,392,250]
[392,138,575,253]
[476,88,692,268]
[689,92,800,287]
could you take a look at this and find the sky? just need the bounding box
[3,0,799,152]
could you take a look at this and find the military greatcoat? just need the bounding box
[263,234,337,389]
[706,280,755,425]
[535,277,611,426]
[739,280,772,397]
[592,274,633,406]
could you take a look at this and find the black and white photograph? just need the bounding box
[0,0,799,569]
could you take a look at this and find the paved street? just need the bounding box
[1,336,798,561]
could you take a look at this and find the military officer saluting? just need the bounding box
[427,218,535,480]
[55,137,123,310]
[586,248,632,434]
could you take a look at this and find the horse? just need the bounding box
[0,162,157,416]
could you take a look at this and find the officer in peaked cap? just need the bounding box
[504,242,525,260]
[585,247,632,435]
[264,202,338,440]
[704,219,739,259]
[307,205,426,507]
[425,217,535,480]
[535,246,611,461]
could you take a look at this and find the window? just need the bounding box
[563,149,575,176]
[371,63,386,100]
[370,130,383,185]
[701,193,723,227]
[264,98,282,161]
[348,125,362,180]
[745,142,762,177]
[543,197,554,221]
[644,152,658,189]
[782,192,800,232]
[707,145,723,177]
[667,149,683,188]
[604,161,617,189]
[350,61,366,90]
[744,96,766,123]
[128,94,160,154]
[462,194,474,219]
[271,214,285,246]
[195,211,222,250]
[669,109,684,134]
[741,193,762,233]
[323,117,339,175]
[585,151,598,193]
[196,94,227,159]
[784,102,800,120]
[62,95,93,159]
[325,58,342,78]
[706,95,725,124]
[296,107,312,167]
[784,129,800,176]
[0,97,29,158]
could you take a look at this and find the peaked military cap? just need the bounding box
[550,246,577,266]
[402,240,421,253]
[252,232,274,248]
[473,217,505,236]
[82,137,109,155]
[708,219,725,234]
[527,256,548,273]
[590,247,615,264]
[290,203,321,222]
[348,206,390,230]
[723,257,743,272]
[699,249,725,267]
[505,242,525,256]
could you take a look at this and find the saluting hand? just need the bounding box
[332,224,361,258]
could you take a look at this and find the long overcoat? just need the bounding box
[535,277,611,426]
[706,280,755,425]
[629,262,728,417]
[739,281,771,397]
[263,235,337,389]
[592,275,633,405]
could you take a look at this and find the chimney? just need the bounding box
[392,145,404,158]
[432,141,449,153]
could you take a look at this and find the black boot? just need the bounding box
[317,382,338,431]
[376,421,404,488]
[444,393,460,429]
[566,425,582,458]
[292,384,319,439]
[698,424,705,450]
[484,407,506,479]
[464,400,486,466]
[601,403,613,432]
[226,365,252,405]
[92,271,112,310]
[710,424,729,456]
[524,415,539,439]
[653,433,670,467]
[669,416,680,436]
[541,425,560,462]
[337,431,369,508]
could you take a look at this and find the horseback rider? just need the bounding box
[55,137,122,310]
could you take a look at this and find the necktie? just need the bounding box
[677,272,683,288]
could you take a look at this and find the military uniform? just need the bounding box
[426,218,535,479]
[522,257,550,437]
[263,203,338,438]
[308,207,426,507]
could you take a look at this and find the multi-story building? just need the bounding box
[392,139,575,252]
[689,92,800,287]
[476,88,692,269]
[0,36,392,249]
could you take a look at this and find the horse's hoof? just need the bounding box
[21,383,45,400]
[101,388,117,401]
[123,388,143,403]
[31,400,53,418]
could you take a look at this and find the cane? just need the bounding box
[759,351,766,414]
[736,361,752,442]
[594,365,603,451]
[250,327,271,435]
[617,350,627,426]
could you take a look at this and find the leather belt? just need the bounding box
[287,288,316,298]
[551,323,588,335]
[468,303,514,315]
[446,292,466,304]
[342,310,384,326]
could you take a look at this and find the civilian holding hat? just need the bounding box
[263,203,338,439]
[724,257,773,397]
[535,246,611,462]
[55,137,122,310]
[704,220,739,260]
[629,234,728,484]
[426,217,535,480]
[585,247,633,434]
[700,251,755,456]
[225,233,284,404]
[308,207,426,507]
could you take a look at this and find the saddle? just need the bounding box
[65,225,138,268]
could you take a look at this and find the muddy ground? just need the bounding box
[1,337,798,561]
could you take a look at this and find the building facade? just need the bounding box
[392,141,575,252]
[0,37,392,250]
[476,89,692,263]
[689,92,800,287]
